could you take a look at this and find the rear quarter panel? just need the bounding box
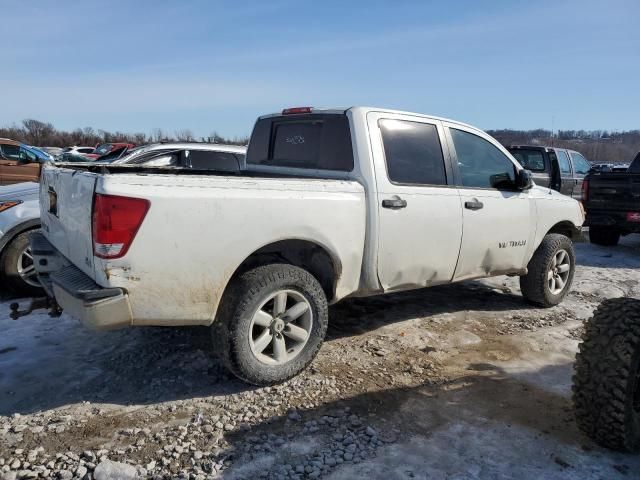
[94,174,366,326]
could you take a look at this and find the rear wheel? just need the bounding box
[0,231,42,295]
[214,264,328,385]
[573,298,640,451]
[520,233,575,307]
[589,226,620,246]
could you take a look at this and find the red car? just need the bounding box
[84,142,135,160]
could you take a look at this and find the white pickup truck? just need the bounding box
[24,106,584,385]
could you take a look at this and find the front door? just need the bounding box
[368,112,463,291]
[0,144,40,185]
[444,124,535,281]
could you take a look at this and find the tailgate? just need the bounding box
[587,174,640,210]
[40,165,97,278]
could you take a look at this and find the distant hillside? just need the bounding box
[0,119,248,148]
[488,129,640,164]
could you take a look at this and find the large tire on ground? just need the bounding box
[573,297,640,451]
[589,226,620,246]
[213,264,328,386]
[0,231,42,295]
[519,233,575,307]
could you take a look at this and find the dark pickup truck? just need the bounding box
[583,152,640,246]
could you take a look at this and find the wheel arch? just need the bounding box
[222,238,342,304]
[0,219,41,257]
[546,220,582,240]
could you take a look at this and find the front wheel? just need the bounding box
[573,298,640,451]
[214,264,328,386]
[519,233,575,307]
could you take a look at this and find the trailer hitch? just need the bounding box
[9,297,63,320]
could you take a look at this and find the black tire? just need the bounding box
[573,298,640,452]
[519,233,575,307]
[0,231,42,295]
[213,264,328,386]
[589,226,620,246]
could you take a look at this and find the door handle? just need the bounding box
[382,196,407,209]
[464,200,484,210]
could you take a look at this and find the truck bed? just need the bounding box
[39,164,367,326]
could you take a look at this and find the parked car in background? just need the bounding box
[109,142,246,168]
[583,152,640,245]
[0,139,53,185]
[40,147,64,158]
[507,145,592,199]
[63,146,95,156]
[85,142,136,160]
[0,182,41,293]
[26,106,583,385]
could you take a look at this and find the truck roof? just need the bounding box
[259,106,482,132]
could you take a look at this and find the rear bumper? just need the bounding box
[585,211,640,233]
[30,232,132,330]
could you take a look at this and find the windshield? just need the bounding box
[94,144,113,156]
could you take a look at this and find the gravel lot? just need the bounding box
[1,236,640,479]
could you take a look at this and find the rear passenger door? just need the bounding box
[555,149,575,197]
[569,151,591,199]
[444,124,534,281]
[367,112,463,291]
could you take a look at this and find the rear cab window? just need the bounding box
[508,148,546,172]
[246,113,354,172]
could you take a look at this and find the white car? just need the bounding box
[63,146,95,155]
[109,142,246,168]
[26,106,584,385]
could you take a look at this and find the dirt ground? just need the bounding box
[1,235,640,479]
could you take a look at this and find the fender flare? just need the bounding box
[0,219,41,255]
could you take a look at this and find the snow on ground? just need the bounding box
[1,235,639,479]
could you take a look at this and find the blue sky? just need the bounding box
[2,0,639,137]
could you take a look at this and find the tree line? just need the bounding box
[488,128,640,164]
[0,119,249,148]
[2,119,638,163]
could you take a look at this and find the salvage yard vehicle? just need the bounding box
[110,142,246,168]
[574,297,640,452]
[0,182,41,293]
[0,139,53,185]
[21,107,584,385]
[507,145,592,199]
[582,152,640,246]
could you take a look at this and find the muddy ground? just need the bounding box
[1,236,640,479]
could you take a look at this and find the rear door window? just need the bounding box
[186,150,239,171]
[247,114,354,172]
[556,150,572,175]
[509,149,545,172]
[379,119,447,185]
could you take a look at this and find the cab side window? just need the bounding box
[450,128,516,189]
[570,152,591,175]
[379,119,447,185]
[0,144,21,160]
[556,150,572,174]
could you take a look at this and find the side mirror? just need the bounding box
[516,169,533,190]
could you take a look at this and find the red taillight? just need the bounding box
[627,212,640,223]
[282,107,313,115]
[92,194,150,259]
[581,178,589,202]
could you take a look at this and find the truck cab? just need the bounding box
[507,145,592,199]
